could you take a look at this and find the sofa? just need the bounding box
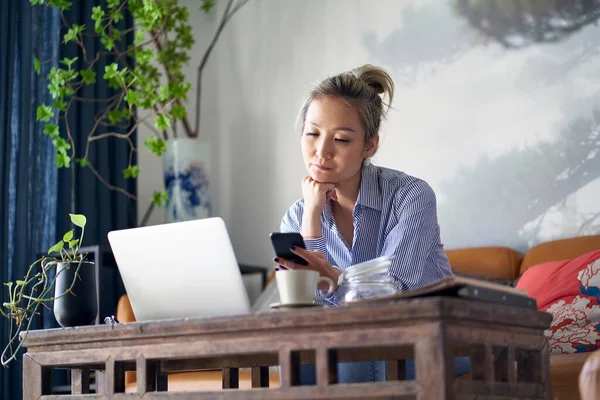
[115,234,600,397]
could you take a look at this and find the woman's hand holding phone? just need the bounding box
[271,239,340,292]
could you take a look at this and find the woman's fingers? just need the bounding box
[289,247,318,262]
[274,257,307,271]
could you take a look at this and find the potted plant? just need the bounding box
[1,213,95,366]
[31,0,250,224]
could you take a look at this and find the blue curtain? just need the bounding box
[0,1,59,398]
[1,0,137,396]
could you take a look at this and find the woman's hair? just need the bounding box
[297,64,395,151]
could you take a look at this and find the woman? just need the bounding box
[275,64,470,383]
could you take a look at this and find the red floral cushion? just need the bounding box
[515,249,600,355]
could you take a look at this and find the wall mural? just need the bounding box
[365,0,600,251]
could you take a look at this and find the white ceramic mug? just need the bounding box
[276,270,335,305]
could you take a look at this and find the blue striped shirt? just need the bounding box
[280,162,452,305]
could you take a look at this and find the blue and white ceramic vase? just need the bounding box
[162,138,213,222]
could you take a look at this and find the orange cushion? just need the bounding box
[445,247,523,281]
[516,250,600,355]
[520,235,600,274]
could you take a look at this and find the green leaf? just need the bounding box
[15,280,25,287]
[68,239,79,249]
[31,0,45,5]
[201,0,215,13]
[63,229,74,242]
[112,28,122,43]
[108,108,125,125]
[33,57,41,75]
[158,85,170,102]
[52,137,71,155]
[91,6,105,29]
[123,165,140,179]
[36,104,54,122]
[48,241,64,254]
[43,124,60,139]
[103,63,119,80]
[170,104,187,120]
[134,48,153,65]
[61,85,74,97]
[171,81,191,100]
[75,158,89,167]
[63,24,84,44]
[47,82,62,100]
[80,68,96,85]
[69,214,87,229]
[48,0,71,8]
[60,57,78,69]
[55,153,71,168]
[144,136,167,156]
[154,113,171,131]
[107,0,120,8]
[124,90,140,107]
[100,35,115,51]
[134,30,145,45]
[53,99,67,112]
[113,11,124,23]
[152,190,169,207]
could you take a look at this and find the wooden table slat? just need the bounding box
[70,368,90,395]
[251,366,269,388]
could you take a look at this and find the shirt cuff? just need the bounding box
[304,236,326,255]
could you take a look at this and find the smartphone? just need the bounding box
[269,232,308,266]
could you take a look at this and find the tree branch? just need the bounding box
[195,0,250,136]
[87,162,137,200]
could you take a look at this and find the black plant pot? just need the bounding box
[53,261,98,327]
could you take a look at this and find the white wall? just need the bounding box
[138,0,600,269]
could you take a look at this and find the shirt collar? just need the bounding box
[356,163,382,211]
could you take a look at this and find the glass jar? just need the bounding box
[338,256,398,304]
[343,274,397,303]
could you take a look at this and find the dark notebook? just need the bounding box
[376,275,537,310]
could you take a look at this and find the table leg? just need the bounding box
[540,341,553,400]
[22,354,52,400]
[415,324,455,400]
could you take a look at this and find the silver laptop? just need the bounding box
[107,217,252,322]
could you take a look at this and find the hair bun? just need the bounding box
[348,64,394,114]
[367,81,385,94]
[350,64,394,104]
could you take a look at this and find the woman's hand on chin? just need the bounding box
[302,176,337,214]
[273,246,340,291]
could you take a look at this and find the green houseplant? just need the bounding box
[1,214,92,366]
[31,0,249,222]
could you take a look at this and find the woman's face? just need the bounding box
[301,97,377,184]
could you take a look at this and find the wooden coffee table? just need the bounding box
[21,296,553,399]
